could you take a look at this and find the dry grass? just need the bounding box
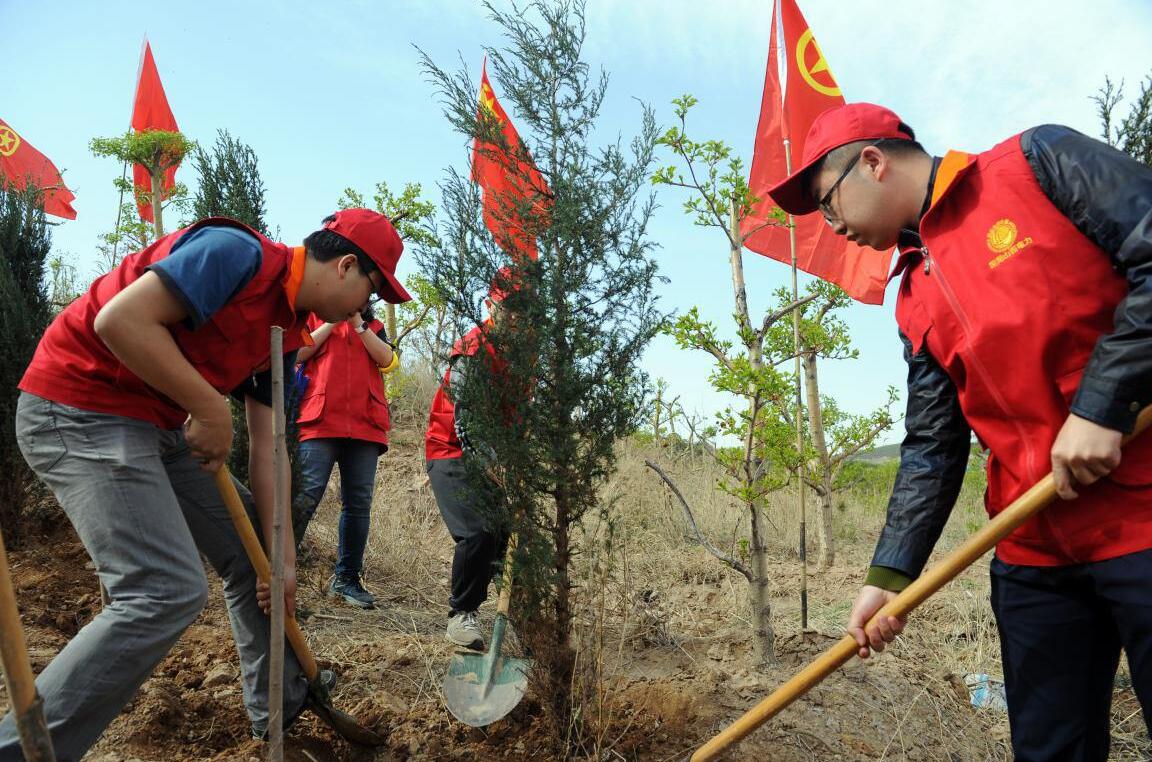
[290,369,1149,759]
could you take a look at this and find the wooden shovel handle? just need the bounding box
[495,533,518,619]
[692,406,1152,761]
[213,467,319,680]
[0,530,56,761]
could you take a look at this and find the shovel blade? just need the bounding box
[442,651,530,727]
[307,678,388,747]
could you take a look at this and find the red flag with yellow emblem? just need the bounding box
[741,0,889,305]
[0,117,77,220]
[131,40,180,224]
[472,60,549,261]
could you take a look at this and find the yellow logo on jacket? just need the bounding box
[987,218,1033,269]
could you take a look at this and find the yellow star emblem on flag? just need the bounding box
[480,81,502,122]
[0,126,21,158]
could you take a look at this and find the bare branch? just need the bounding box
[396,301,436,344]
[758,293,819,341]
[644,459,752,580]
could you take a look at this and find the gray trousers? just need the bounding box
[426,457,506,614]
[0,393,307,762]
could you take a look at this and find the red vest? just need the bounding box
[20,218,308,429]
[297,314,390,445]
[894,137,1152,566]
[424,325,500,460]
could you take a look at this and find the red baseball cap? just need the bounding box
[767,103,915,216]
[322,208,412,303]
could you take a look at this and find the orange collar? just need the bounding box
[284,246,306,311]
[283,246,315,347]
[928,150,974,210]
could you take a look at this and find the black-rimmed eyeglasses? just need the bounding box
[817,140,880,221]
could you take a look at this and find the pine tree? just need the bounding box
[190,130,273,487]
[421,0,665,750]
[1095,71,1152,166]
[0,182,53,547]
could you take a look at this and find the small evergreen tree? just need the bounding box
[192,130,270,233]
[0,182,54,548]
[421,0,665,751]
[189,130,273,487]
[1095,71,1152,166]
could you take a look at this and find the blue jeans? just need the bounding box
[991,549,1152,761]
[0,393,307,762]
[294,438,380,579]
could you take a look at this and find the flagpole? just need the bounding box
[785,153,808,633]
[775,0,809,633]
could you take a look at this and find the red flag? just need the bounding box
[472,61,549,261]
[741,0,889,305]
[0,117,77,220]
[131,40,180,223]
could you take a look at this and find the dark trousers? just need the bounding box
[293,437,380,579]
[426,457,506,614]
[991,548,1152,761]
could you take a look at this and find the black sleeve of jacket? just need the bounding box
[870,331,971,578]
[1022,124,1152,432]
[448,353,495,462]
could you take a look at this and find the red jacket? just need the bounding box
[425,325,501,460]
[894,138,1152,565]
[20,218,308,429]
[297,314,391,446]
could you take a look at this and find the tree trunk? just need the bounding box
[652,385,662,445]
[150,170,165,239]
[801,352,834,568]
[748,497,775,666]
[551,490,579,751]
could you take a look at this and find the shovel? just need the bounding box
[442,534,531,726]
[213,468,386,746]
[0,530,55,761]
[693,405,1152,761]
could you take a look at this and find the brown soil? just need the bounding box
[1,421,1145,760]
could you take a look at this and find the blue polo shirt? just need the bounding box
[148,225,263,329]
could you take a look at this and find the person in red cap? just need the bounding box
[291,297,399,609]
[424,269,519,651]
[769,102,1152,760]
[1,208,409,756]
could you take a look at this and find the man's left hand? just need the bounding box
[1050,413,1123,500]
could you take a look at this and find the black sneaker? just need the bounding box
[252,669,337,740]
[327,574,376,609]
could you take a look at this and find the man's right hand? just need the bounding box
[846,585,906,659]
[184,395,233,472]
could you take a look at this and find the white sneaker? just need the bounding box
[446,610,485,651]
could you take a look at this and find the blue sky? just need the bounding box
[3,0,1150,444]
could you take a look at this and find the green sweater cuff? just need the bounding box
[865,565,914,592]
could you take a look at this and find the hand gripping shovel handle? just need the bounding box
[214,468,387,746]
[213,468,318,678]
[692,406,1152,762]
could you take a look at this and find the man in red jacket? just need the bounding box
[424,276,514,651]
[768,102,1152,760]
[0,209,410,758]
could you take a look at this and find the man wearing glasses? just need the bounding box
[768,102,1152,760]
